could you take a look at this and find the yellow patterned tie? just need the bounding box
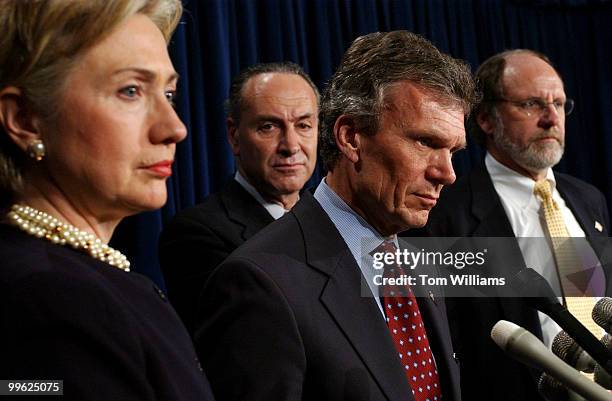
[533,179,600,339]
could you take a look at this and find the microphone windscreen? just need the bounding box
[594,363,612,390]
[490,320,520,351]
[601,333,612,349]
[552,331,595,373]
[538,372,569,401]
[592,298,612,333]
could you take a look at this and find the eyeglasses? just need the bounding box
[491,97,575,117]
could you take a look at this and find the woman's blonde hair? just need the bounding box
[0,0,182,207]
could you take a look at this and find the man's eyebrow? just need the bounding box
[255,113,316,122]
[452,140,467,153]
[255,115,283,122]
[296,112,316,120]
[441,131,467,152]
[410,129,467,151]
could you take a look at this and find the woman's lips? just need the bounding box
[143,160,173,177]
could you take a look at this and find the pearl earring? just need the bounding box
[27,139,45,161]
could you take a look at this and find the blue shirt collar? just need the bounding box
[314,178,392,315]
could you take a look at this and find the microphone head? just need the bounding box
[592,297,612,333]
[594,363,612,390]
[491,320,522,351]
[594,333,612,389]
[538,372,569,401]
[552,331,576,360]
[601,333,612,349]
[552,331,595,373]
[491,320,557,372]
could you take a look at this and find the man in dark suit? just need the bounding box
[414,50,610,400]
[195,31,477,401]
[159,62,319,332]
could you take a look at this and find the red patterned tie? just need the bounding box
[376,241,442,401]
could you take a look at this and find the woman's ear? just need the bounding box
[0,86,43,153]
[333,115,361,164]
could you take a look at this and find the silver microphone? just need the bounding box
[490,320,612,401]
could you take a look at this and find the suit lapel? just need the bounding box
[555,174,602,237]
[220,180,275,240]
[469,165,516,238]
[292,196,414,401]
[469,165,542,337]
[468,165,525,279]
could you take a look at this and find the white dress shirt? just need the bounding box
[234,172,289,220]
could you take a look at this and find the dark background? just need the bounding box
[110,0,612,289]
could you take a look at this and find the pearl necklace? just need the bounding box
[7,204,130,272]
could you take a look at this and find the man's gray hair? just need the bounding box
[319,30,478,170]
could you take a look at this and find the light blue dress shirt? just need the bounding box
[314,178,396,317]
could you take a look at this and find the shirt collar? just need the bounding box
[234,171,289,220]
[313,178,400,316]
[313,178,395,264]
[485,152,556,209]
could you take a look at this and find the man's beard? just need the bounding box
[491,111,564,171]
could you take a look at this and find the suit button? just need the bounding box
[195,357,203,372]
[453,352,459,363]
[153,285,167,302]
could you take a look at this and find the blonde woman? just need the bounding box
[0,1,214,399]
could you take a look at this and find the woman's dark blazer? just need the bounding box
[0,223,215,401]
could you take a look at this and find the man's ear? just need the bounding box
[476,111,495,136]
[226,117,240,156]
[333,115,360,163]
[0,86,43,152]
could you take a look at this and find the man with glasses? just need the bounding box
[413,49,610,400]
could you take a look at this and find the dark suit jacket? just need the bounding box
[410,162,610,401]
[0,224,214,401]
[195,193,461,401]
[159,179,274,332]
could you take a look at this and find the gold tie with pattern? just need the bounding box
[533,179,600,339]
